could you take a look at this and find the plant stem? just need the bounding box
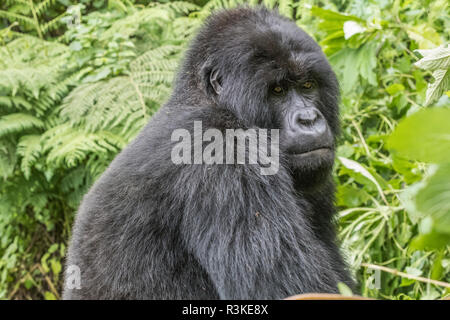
[361,263,450,288]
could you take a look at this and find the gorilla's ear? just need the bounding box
[209,69,222,95]
[200,62,223,97]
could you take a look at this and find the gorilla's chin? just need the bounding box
[288,148,335,188]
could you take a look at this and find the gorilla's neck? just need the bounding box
[294,175,337,240]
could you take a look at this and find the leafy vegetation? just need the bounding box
[0,0,449,300]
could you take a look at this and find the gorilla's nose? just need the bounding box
[292,108,326,134]
[284,107,332,154]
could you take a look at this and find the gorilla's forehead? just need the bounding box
[206,7,320,52]
[247,31,328,82]
[209,8,326,79]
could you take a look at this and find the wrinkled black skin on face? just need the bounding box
[63,7,355,300]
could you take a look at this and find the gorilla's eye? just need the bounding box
[302,81,315,89]
[272,86,284,95]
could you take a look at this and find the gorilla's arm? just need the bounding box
[178,158,341,299]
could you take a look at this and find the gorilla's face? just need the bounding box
[210,40,338,184]
[265,65,336,176]
[185,9,340,186]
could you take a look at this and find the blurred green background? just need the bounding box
[0,0,449,300]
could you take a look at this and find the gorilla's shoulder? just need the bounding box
[96,103,239,180]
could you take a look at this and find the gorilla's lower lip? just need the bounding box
[289,148,332,158]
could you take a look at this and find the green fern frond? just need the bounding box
[59,40,181,134]
[0,36,70,113]
[131,71,175,85]
[35,0,58,17]
[0,0,67,37]
[28,193,49,214]
[60,167,88,193]
[0,36,68,68]
[42,125,125,168]
[136,84,172,105]
[17,134,42,179]
[158,1,200,16]
[59,77,144,133]
[108,0,131,13]
[0,96,33,112]
[0,35,67,59]
[0,139,17,180]
[130,45,181,69]
[47,68,90,102]
[202,0,247,12]
[40,13,66,35]
[0,10,35,28]
[277,0,295,18]
[100,7,170,41]
[172,17,203,40]
[0,113,44,138]
[85,155,113,180]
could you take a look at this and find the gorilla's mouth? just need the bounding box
[288,147,332,159]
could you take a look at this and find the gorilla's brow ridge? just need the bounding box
[287,51,333,84]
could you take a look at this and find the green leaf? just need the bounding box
[41,253,50,274]
[336,143,355,158]
[400,277,416,287]
[415,45,450,71]
[337,184,370,207]
[406,24,442,50]
[311,7,363,23]
[398,180,427,224]
[431,252,444,280]
[391,155,421,184]
[405,266,422,277]
[69,41,82,52]
[343,21,366,40]
[50,259,62,276]
[338,157,386,198]
[414,45,450,105]
[386,83,405,96]
[425,69,450,106]
[329,42,377,93]
[388,108,450,163]
[411,232,450,250]
[416,164,450,234]
[44,291,57,300]
[337,282,353,296]
[48,243,59,254]
[24,279,34,290]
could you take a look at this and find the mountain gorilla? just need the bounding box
[63,7,355,299]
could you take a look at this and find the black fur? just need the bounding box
[63,7,354,300]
